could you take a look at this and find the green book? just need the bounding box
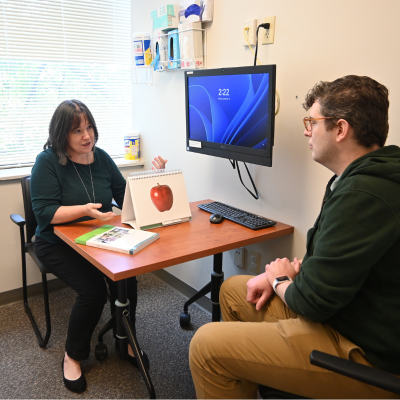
[75,225,159,255]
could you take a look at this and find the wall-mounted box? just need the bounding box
[168,29,181,69]
[178,21,203,69]
[151,4,179,31]
[152,29,169,71]
[179,0,213,23]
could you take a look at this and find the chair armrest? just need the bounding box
[111,200,121,210]
[10,214,26,227]
[310,350,400,395]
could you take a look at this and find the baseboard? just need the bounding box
[151,270,212,315]
[0,279,68,307]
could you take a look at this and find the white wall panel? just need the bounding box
[131,0,400,293]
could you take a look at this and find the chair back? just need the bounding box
[21,176,38,243]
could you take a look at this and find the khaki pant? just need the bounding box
[189,275,398,399]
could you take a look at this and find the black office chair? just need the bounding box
[10,175,51,347]
[309,350,400,395]
[10,175,122,349]
[259,350,400,398]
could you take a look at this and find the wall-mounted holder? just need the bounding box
[151,27,207,72]
[131,27,207,85]
[131,66,153,85]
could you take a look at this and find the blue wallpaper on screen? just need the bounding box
[188,73,269,149]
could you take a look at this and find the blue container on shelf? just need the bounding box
[168,29,180,69]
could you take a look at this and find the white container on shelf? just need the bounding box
[178,21,203,69]
[133,32,152,67]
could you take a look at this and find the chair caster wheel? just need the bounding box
[95,342,108,360]
[180,312,191,328]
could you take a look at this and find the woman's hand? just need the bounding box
[51,203,116,224]
[152,156,168,170]
[85,203,116,222]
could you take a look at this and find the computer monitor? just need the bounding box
[184,65,276,167]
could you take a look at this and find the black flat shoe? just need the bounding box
[128,350,150,370]
[62,355,87,393]
[115,339,150,369]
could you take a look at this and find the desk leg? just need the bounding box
[115,280,129,361]
[116,280,156,399]
[180,252,224,328]
[211,253,224,322]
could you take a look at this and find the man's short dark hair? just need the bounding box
[303,75,389,148]
[44,100,99,165]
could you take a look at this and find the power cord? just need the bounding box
[275,87,280,115]
[254,23,269,67]
[243,23,280,116]
[237,23,280,200]
[230,159,259,200]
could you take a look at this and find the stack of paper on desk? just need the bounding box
[75,225,159,255]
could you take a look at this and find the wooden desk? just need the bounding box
[54,200,294,398]
[55,199,294,280]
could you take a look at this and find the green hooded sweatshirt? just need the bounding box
[285,145,400,374]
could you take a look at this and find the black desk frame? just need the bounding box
[110,252,224,399]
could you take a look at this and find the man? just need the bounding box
[189,75,400,399]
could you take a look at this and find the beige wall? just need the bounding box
[1,0,399,295]
[131,0,400,291]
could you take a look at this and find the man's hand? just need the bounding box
[152,156,168,170]
[265,257,301,287]
[291,257,302,274]
[246,272,274,311]
[85,203,116,222]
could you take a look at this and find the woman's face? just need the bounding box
[66,115,95,161]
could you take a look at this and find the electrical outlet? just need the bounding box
[243,19,257,46]
[249,250,261,274]
[234,247,246,269]
[262,16,276,45]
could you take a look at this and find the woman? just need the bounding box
[31,99,167,394]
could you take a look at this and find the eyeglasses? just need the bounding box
[303,117,334,131]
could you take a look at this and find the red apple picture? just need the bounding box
[150,183,173,212]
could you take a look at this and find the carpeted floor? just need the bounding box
[0,272,211,399]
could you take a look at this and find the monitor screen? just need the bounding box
[185,65,276,166]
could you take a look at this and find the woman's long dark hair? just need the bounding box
[44,100,99,165]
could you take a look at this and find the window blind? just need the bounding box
[0,0,132,168]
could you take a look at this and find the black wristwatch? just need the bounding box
[272,276,292,295]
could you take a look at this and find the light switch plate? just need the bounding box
[234,247,246,268]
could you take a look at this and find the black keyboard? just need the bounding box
[198,201,277,230]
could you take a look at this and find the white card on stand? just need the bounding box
[121,168,192,230]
